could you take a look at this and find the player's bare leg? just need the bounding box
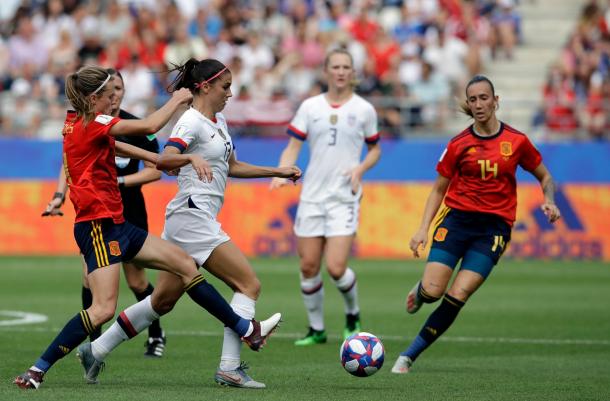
[295,236,327,345]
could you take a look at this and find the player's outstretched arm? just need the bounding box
[409,174,450,257]
[270,137,303,189]
[115,141,158,164]
[42,164,67,216]
[156,146,212,182]
[108,88,192,137]
[228,153,301,181]
[531,163,561,223]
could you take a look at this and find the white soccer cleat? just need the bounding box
[406,281,423,314]
[242,313,282,351]
[391,355,413,374]
[260,313,282,337]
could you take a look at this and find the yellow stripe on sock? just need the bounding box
[184,274,205,292]
[80,310,94,334]
[443,295,463,308]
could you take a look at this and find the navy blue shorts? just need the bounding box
[74,219,148,274]
[427,208,511,278]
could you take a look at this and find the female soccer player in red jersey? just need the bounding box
[15,66,280,390]
[42,69,167,357]
[391,75,561,374]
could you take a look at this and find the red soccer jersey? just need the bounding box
[62,111,124,224]
[437,123,542,226]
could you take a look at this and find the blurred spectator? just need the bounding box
[408,62,450,127]
[580,72,607,140]
[489,0,520,60]
[1,79,42,137]
[542,65,579,133]
[98,0,132,44]
[120,55,153,117]
[163,21,208,67]
[8,15,48,77]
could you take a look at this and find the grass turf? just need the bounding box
[1,256,609,401]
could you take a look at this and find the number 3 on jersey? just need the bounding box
[329,128,337,146]
[477,159,498,180]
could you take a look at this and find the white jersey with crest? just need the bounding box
[164,108,234,219]
[287,93,379,203]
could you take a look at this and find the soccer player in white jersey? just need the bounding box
[76,59,301,389]
[270,49,382,345]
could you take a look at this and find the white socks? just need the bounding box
[91,295,159,361]
[219,293,255,371]
[333,268,359,315]
[300,273,325,331]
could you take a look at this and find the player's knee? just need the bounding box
[421,282,445,300]
[151,295,176,316]
[127,278,148,294]
[300,259,321,277]
[89,303,117,325]
[446,288,471,302]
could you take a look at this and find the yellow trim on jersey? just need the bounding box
[90,221,109,267]
[184,274,205,292]
[433,207,451,232]
[80,310,94,334]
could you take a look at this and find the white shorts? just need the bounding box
[294,199,360,237]
[162,207,230,267]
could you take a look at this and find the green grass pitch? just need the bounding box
[1,256,609,401]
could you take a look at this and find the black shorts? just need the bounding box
[428,208,511,278]
[74,219,148,274]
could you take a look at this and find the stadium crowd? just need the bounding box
[0,0,522,139]
[537,0,610,140]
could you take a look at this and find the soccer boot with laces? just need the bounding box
[76,342,105,384]
[241,312,282,351]
[294,327,327,346]
[214,361,266,389]
[406,280,423,314]
[144,333,166,357]
[343,313,362,340]
[14,369,44,389]
[391,355,413,374]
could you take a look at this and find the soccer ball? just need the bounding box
[340,332,385,377]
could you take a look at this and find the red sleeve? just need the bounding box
[518,136,542,172]
[91,115,121,138]
[436,141,458,178]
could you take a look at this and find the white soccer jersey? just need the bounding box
[164,108,234,219]
[287,93,380,203]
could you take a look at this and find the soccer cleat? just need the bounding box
[241,312,282,351]
[406,281,423,314]
[214,362,266,389]
[391,355,413,374]
[14,369,44,389]
[343,313,361,340]
[294,327,327,346]
[76,342,105,384]
[144,334,166,358]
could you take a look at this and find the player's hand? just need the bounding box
[270,177,289,190]
[42,197,64,217]
[349,169,363,195]
[189,154,213,182]
[172,87,193,105]
[409,229,428,258]
[541,203,561,223]
[276,166,301,183]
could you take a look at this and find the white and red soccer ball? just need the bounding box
[340,332,385,377]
